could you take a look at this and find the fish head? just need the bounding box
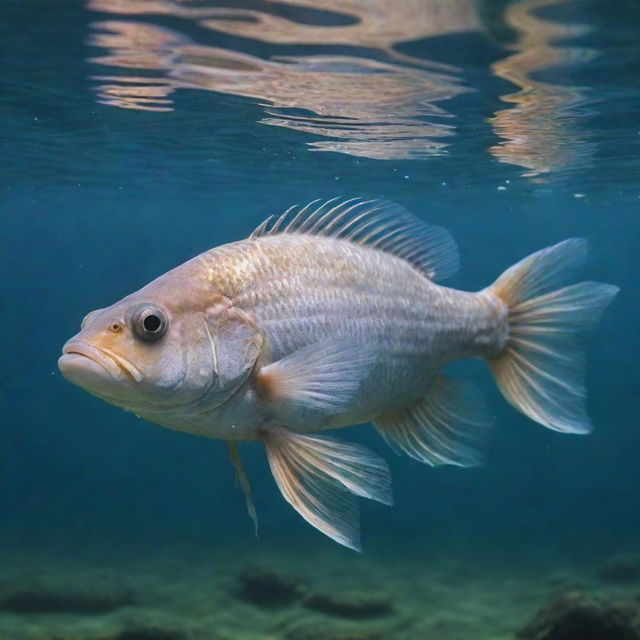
[58,274,262,417]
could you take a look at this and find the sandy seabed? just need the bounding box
[1,540,639,640]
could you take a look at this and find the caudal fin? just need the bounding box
[486,238,618,434]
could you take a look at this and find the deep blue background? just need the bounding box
[2,0,639,563]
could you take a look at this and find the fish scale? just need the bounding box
[226,235,499,364]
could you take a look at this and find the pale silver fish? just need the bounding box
[58,198,618,550]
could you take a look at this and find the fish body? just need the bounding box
[59,198,618,550]
[180,233,505,438]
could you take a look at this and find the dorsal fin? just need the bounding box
[249,197,459,281]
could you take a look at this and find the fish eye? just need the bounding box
[130,304,168,342]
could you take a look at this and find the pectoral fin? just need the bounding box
[374,374,491,467]
[256,339,375,413]
[262,427,392,551]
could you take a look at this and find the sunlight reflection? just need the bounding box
[87,0,476,159]
[489,0,596,178]
[86,0,597,171]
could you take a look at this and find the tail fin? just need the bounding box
[486,238,618,434]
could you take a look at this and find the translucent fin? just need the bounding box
[487,238,619,434]
[374,375,491,467]
[262,427,392,551]
[249,197,459,281]
[227,442,258,536]
[257,339,376,414]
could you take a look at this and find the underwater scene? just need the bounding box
[2,0,640,638]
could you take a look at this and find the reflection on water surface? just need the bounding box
[489,0,596,177]
[87,0,598,172]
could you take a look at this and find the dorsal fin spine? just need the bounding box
[369,224,410,249]
[296,197,341,233]
[285,198,322,232]
[306,197,359,234]
[270,204,298,234]
[333,202,386,239]
[250,217,271,238]
[343,209,389,240]
[316,199,374,237]
[250,197,460,282]
[353,213,401,244]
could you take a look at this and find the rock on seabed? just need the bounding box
[304,590,394,619]
[518,590,640,640]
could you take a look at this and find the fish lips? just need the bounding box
[58,340,129,392]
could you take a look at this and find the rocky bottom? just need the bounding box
[2,544,640,640]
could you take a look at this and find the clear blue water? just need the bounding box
[2,0,639,637]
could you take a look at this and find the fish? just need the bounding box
[58,197,619,550]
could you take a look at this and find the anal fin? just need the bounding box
[262,427,392,551]
[374,375,491,467]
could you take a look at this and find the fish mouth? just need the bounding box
[59,341,141,385]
